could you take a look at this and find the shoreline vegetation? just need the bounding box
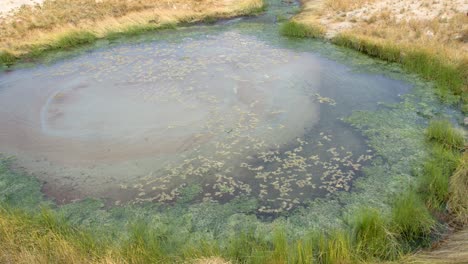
[282,0,467,113]
[0,0,265,66]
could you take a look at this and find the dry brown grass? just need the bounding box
[448,153,468,226]
[347,13,468,62]
[0,0,264,58]
[296,0,467,58]
[325,0,376,12]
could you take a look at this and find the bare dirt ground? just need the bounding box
[410,228,468,264]
[0,0,43,17]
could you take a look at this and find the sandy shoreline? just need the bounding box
[0,0,43,16]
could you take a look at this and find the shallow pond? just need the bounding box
[0,0,453,228]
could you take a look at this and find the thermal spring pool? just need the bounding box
[0,3,456,234]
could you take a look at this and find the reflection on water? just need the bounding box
[0,16,411,214]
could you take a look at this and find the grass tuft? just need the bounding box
[227,228,270,263]
[448,154,468,225]
[280,21,324,38]
[350,208,400,261]
[272,227,288,263]
[426,120,465,150]
[0,51,17,66]
[391,191,435,242]
[316,230,353,264]
[419,151,455,210]
[52,31,98,50]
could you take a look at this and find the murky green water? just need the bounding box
[0,0,458,233]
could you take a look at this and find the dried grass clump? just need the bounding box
[325,0,376,12]
[448,154,468,225]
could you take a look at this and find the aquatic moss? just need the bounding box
[0,158,46,210]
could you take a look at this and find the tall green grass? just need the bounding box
[227,228,271,263]
[316,230,353,264]
[391,191,435,243]
[426,120,465,150]
[0,51,17,66]
[350,208,400,261]
[280,21,325,38]
[419,120,464,211]
[290,239,314,264]
[419,147,461,209]
[120,222,167,263]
